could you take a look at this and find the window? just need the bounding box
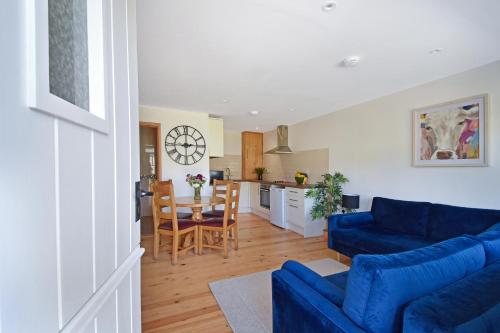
[28,0,109,133]
[48,0,90,111]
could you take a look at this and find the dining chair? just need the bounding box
[202,179,232,218]
[151,180,198,264]
[198,182,240,258]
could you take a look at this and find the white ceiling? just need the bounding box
[137,0,500,132]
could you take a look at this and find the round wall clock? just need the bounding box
[165,125,206,165]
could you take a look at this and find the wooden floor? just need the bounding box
[141,213,350,333]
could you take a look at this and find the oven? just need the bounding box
[260,184,271,209]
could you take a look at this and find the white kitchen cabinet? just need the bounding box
[238,182,251,213]
[250,182,270,219]
[208,117,224,157]
[285,187,324,237]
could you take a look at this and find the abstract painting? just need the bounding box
[413,95,487,167]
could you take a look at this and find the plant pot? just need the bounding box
[257,175,263,181]
[194,187,201,200]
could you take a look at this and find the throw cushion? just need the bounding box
[342,236,486,333]
[475,223,500,265]
[371,197,431,237]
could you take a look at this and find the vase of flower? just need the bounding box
[193,186,201,200]
[186,174,206,200]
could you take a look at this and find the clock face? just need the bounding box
[165,125,206,165]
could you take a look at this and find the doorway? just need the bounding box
[139,122,162,235]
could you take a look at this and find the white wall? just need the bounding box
[1,0,142,332]
[140,106,211,196]
[287,61,500,210]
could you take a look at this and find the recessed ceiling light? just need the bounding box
[429,48,443,55]
[322,1,337,12]
[249,110,259,116]
[341,56,362,67]
[221,99,229,103]
[255,127,261,130]
[289,108,295,112]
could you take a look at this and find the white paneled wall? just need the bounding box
[0,0,143,332]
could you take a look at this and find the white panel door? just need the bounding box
[0,0,142,332]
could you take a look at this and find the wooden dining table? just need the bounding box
[175,196,225,248]
[175,196,225,221]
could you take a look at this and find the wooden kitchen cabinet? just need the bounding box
[241,131,263,180]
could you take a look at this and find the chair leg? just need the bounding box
[153,232,160,259]
[223,230,228,259]
[172,235,179,265]
[193,228,199,255]
[233,225,239,250]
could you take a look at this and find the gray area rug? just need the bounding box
[209,258,349,333]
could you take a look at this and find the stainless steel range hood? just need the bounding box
[265,125,293,154]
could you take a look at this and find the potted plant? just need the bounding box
[295,171,308,185]
[305,172,350,220]
[186,173,207,200]
[254,167,267,181]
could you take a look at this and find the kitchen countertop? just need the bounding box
[231,179,314,189]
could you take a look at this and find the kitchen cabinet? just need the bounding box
[241,132,263,180]
[249,182,270,219]
[208,117,224,157]
[238,182,251,213]
[285,187,324,237]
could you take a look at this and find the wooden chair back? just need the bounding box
[151,180,179,232]
[211,179,232,210]
[222,182,240,226]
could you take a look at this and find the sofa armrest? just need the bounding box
[272,269,365,333]
[282,260,345,306]
[328,212,374,230]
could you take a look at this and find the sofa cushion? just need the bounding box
[342,236,485,333]
[371,197,431,237]
[475,223,500,265]
[324,271,349,291]
[428,204,500,241]
[403,260,500,333]
[331,225,433,255]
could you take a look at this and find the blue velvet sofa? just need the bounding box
[328,197,500,257]
[272,225,500,333]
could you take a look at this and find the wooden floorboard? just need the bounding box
[141,213,350,332]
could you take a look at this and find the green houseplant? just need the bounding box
[305,172,350,220]
[254,167,267,180]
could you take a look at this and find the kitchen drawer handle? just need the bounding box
[289,204,299,208]
[289,199,298,202]
[289,190,298,194]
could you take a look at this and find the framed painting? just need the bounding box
[413,95,487,167]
